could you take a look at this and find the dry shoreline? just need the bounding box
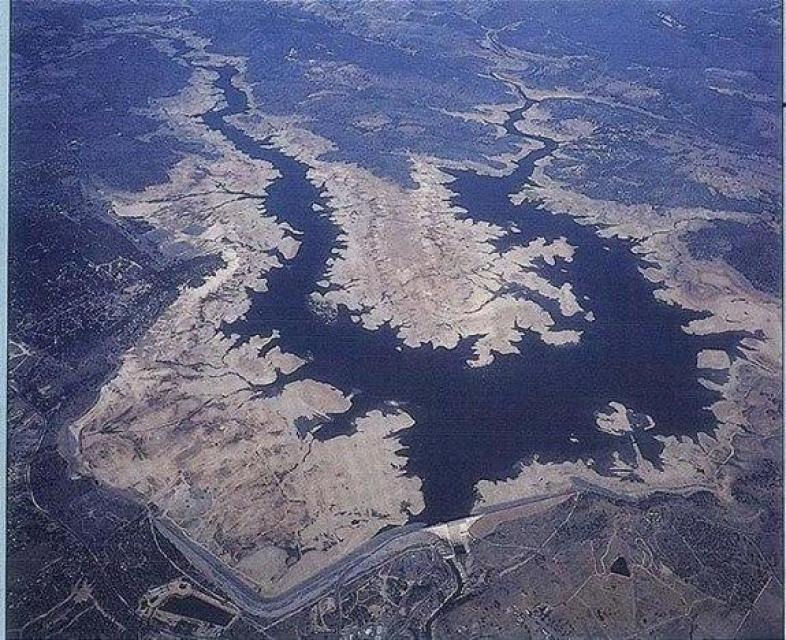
[61,8,783,604]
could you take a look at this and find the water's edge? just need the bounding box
[213,67,737,523]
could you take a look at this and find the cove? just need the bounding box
[211,67,739,524]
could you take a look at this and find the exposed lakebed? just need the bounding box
[212,68,738,523]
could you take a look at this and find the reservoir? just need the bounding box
[211,68,739,524]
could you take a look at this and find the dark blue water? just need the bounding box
[160,595,234,627]
[210,68,739,523]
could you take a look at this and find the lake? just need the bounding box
[212,67,738,524]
